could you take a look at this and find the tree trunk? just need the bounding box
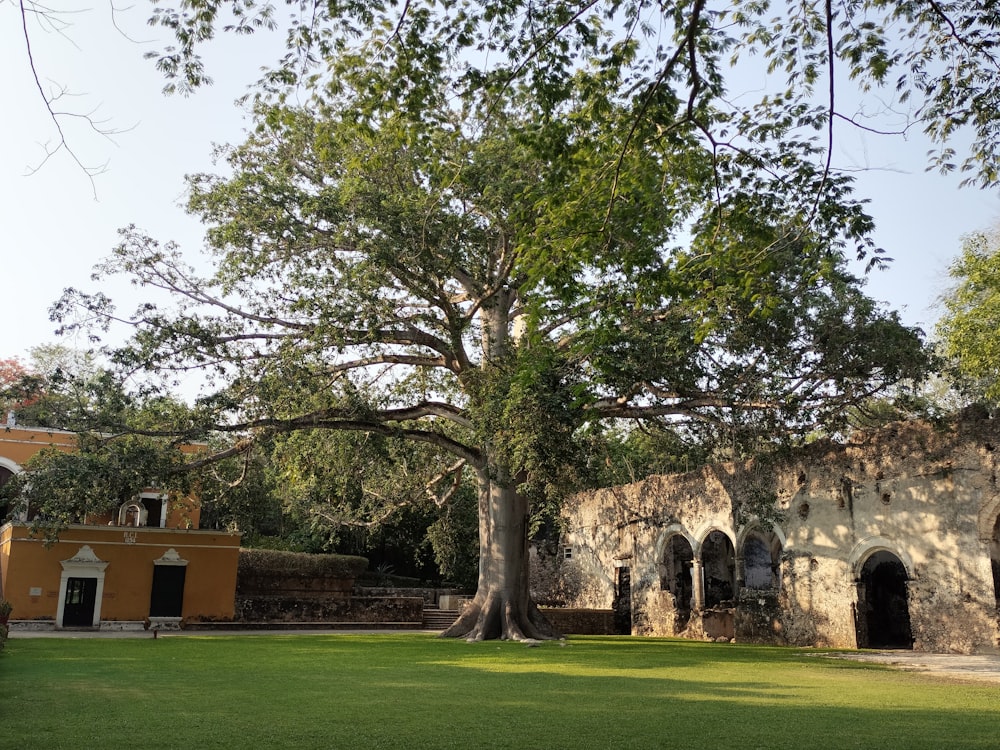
[440,469,560,641]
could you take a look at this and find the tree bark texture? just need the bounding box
[440,471,559,641]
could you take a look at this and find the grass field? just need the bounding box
[1,634,998,749]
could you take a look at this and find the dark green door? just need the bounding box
[149,566,186,618]
[63,577,97,627]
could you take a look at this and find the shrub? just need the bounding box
[238,548,368,579]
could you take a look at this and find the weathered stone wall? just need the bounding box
[541,608,616,635]
[556,418,1000,654]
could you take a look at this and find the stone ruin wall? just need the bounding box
[553,418,1000,653]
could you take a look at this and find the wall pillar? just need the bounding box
[691,558,705,610]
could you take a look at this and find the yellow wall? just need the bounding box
[1,523,240,623]
[0,426,76,465]
[0,523,10,602]
[0,425,238,625]
[0,426,204,528]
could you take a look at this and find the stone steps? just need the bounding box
[422,608,459,630]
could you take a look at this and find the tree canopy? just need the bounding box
[145,0,1000,192]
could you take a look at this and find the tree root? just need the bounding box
[440,592,561,642]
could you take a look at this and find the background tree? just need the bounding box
[937,228,1000,406]
[0,357,36,419]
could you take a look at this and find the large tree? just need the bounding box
[53,28,929,638]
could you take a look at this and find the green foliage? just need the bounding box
[196,437,284,537]
[937,230,1000,405]
[0,433,194,539]
[237,548,368,580]
[577,422,712,487]
[0,599,11,652]
[425,483,479,588]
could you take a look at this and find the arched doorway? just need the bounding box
[612,563,631,635]
[700,530,736,641]
[856,550,913,649]
[702,530,736,607]
[742,532,781,590]
[662,534,694,629]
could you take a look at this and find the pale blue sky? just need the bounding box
[2,4,998,368]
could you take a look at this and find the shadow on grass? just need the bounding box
[1,634,995,749]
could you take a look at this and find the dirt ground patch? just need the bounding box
[822,650,1000,683]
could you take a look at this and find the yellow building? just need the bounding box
[0,424,240,629]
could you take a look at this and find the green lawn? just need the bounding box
[1,634,997,749]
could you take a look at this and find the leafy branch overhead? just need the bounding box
[145,1,1000,192]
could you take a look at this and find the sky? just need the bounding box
[2,4,999,371]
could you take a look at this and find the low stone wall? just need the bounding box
[542,608,616,635]
[355,587,467,606]
[735,590,784,645]
[235,595,424,625]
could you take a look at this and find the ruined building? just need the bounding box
[554,417,1000,653]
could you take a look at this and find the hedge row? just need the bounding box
[0,598,10,652]
[238,549,368,579]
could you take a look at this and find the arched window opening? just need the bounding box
[743,533,781,590]
[856,550,913,649]
[702,530,736,608]
[662,535,694,627]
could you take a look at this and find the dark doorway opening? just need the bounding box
[63,577,98,627]
[856,551,913,649]
[613,565,632,635]
[702,530,736,607]
[149,565,187,618]
[663,535,694,629]
[141,495,165,528]
[0,466,14,522]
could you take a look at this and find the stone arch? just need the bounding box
[976,493,1000,542]
[692,522,734,555]
[0,456,22,523]
[848,537,915,581]
[736,518,787,551]
[976,496,1000,606]
[0,456,22,475]
[654,524,696,560]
